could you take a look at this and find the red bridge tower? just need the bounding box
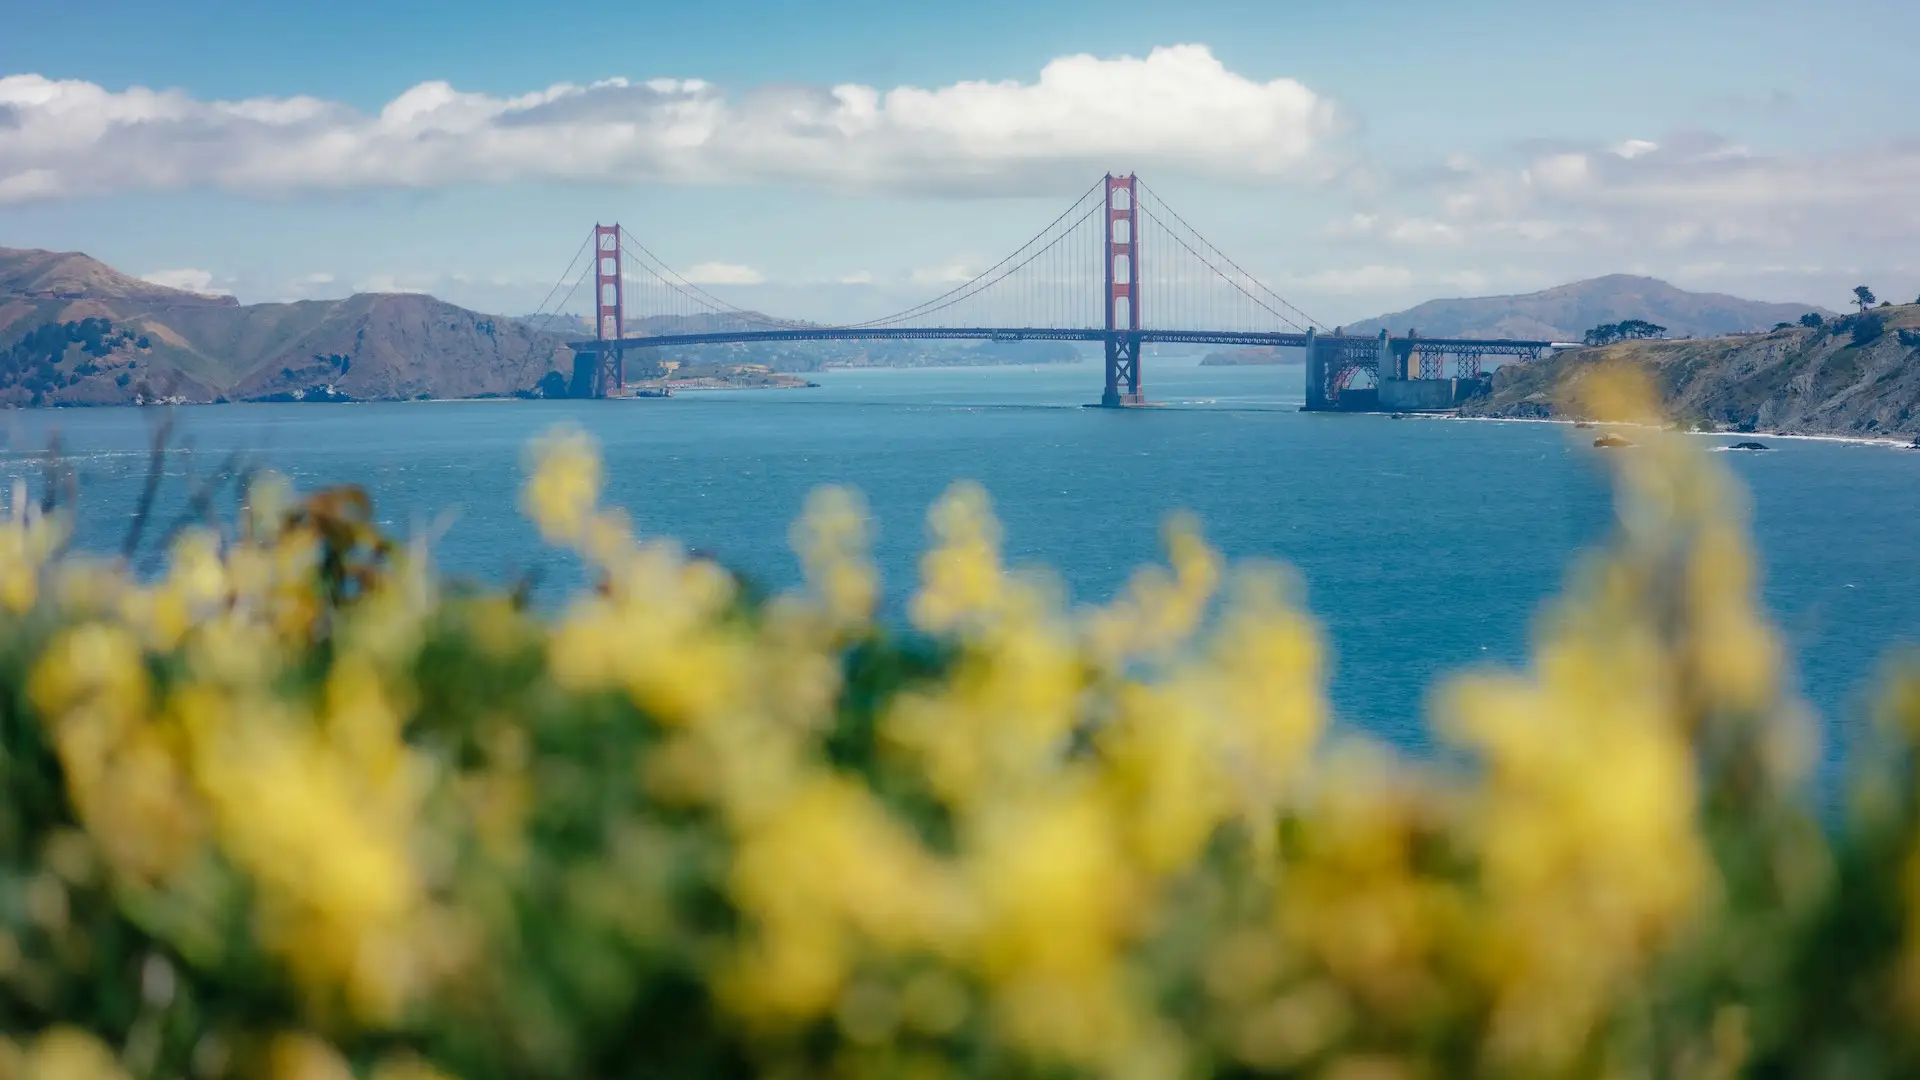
[1100,174,1143,407]
[594,224,624,397]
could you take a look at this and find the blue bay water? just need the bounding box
[3,359,1916,780]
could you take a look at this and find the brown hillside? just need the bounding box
[0,248,571,406]
[0,247,238,309]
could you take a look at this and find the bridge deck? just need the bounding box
[567,327,1554,353]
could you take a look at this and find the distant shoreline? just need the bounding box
[1436,412,1919,450]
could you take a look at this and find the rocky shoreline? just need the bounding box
[1464,304,1920,441]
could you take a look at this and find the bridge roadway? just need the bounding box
[568,327,1555,354]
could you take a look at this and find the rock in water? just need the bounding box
[1594,433,1634,448]
[1728,441,1771,450]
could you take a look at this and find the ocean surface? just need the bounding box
[4,359,1916,781]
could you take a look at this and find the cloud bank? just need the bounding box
[681,262,765,285]
[139,268,230,296]
[0,45,1337,202]
[1358,134,1920,258]
[1315,133,1920,309]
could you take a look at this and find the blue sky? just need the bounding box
[3,0,1915,324]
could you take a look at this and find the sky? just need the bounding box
[2,0,1916,326]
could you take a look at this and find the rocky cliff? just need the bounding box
[1467,305,1920,438]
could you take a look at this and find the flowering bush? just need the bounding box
[3,372,1920,1079]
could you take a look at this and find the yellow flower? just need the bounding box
[17,1027,130,1080]
[910,482,1009,633]
[266,1032,353,1080]
[1084,513,1222,663]
[790,485,879,630]
[521,426,603,544]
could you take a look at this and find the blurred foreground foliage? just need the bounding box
[4,371,1920,1080]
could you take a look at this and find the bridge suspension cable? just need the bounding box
[835,176,1108,330]
[619,232,810,332]
[843,195,1105,330]
[510,228,595,384]
[546,171,1333,341]
[1134,179,1326,333]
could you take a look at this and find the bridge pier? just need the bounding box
[1302,329,1324,411]
[1100,332,1143,407]
[569,349,599,399]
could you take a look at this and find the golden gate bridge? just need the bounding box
[530,174,1554,410]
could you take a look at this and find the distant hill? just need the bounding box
[1468,304,1920,439]
[0,247,241,310]
[0,246,571,405]
[1342,275,1835,342]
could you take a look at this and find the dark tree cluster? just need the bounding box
[1583,319,1668,346]
[1831,312,1888,346]
[0,318,141,399]
[1799,312,1825,328]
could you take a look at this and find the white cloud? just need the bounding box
[1523,152,1592,192]
[1294,265,1413,295]
[0,45,1338,202]
[681,262,765,285]
[353,273,433,294]
[271,271,341,301]
[139,268,230,295]
[1386,218,1462,246]
[837,271,875,286]
[911,262,978,286]
[1308,133,1920,311]
[1393,134,1920,258]
[1326,213,1461,247]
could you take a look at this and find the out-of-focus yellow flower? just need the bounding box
[791,486,879,631]
[725,775,958,1021]
[15,1027,131,1080]
[1685,521,1781,713]
[25,624,206,883]
[0,478,66,615]
[910,482,1008,633]
[369,1054,459,1080]
[266,1032,353,1080]
[521,426,602,544]
[0,416,1883,1080]
[1084,513,1221,663]
[1568,359,1662,425]
[184,687,434,1020]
